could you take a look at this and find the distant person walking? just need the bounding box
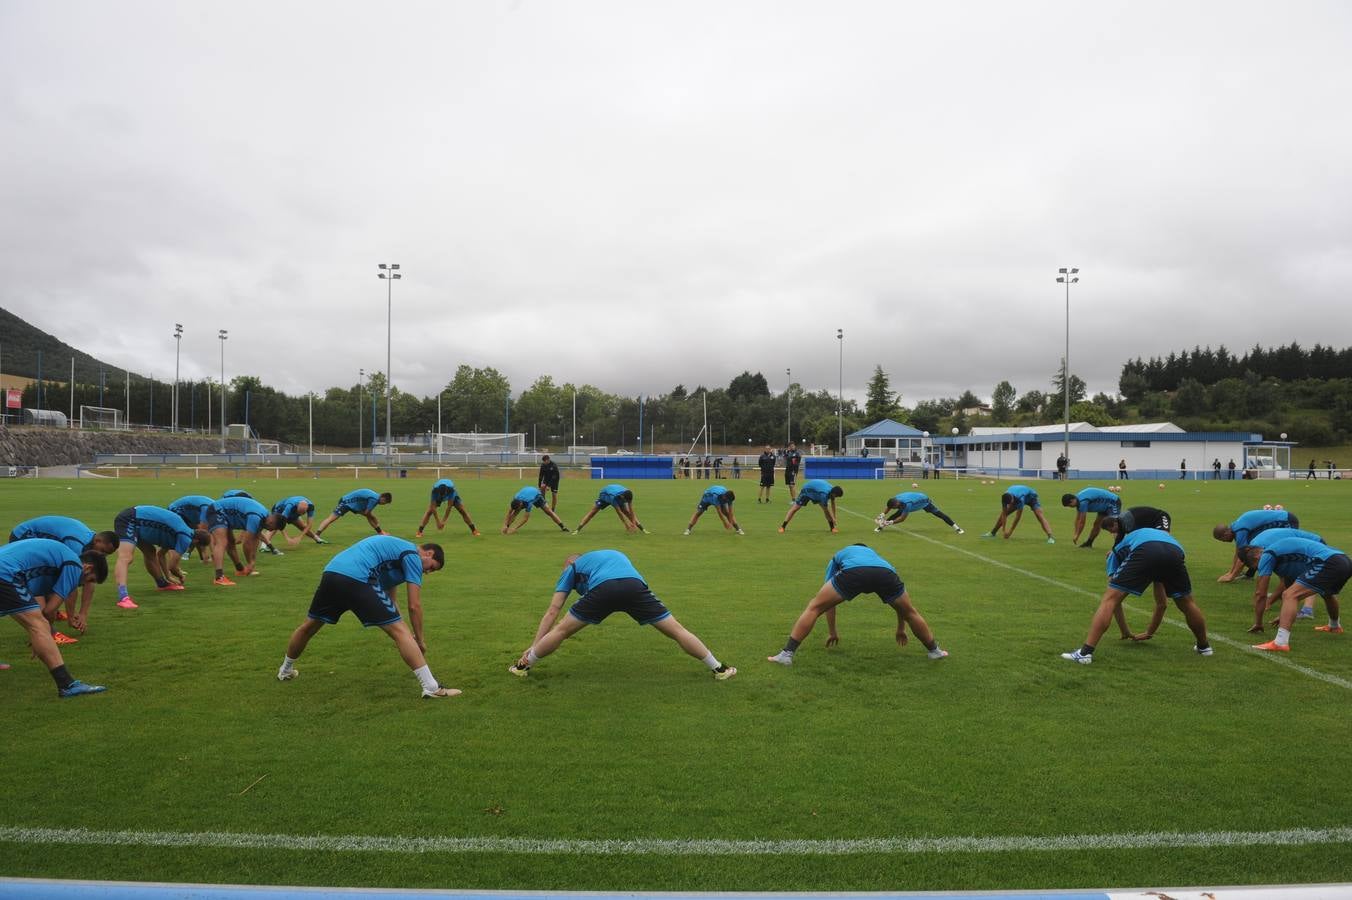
[1118,459,1128,480]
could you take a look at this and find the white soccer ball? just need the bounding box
[1262,504,1273,510]
[875,514,888,527]
[911,482,919,488]
[1275,504,1284,510]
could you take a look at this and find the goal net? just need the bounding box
[435,433,526,454]
[567,445,608,458]
[255,441,281,455]
[79,405,125,430]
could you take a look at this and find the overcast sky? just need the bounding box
[3,1,1350,407]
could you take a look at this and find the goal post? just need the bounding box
[79,406,125,431]
[568,445,608,457]
[435,433,526,454]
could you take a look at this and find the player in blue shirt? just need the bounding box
[1213,507,1299,582]
[574,484,645,534]
[111,505,205,610]
[502,486,570,534]
[684,486,744,535]
[8,516,119,556]
[206,496,278,586]
[508,550,735,680]
[276,536,458,699]
[873,492,963,535]
[1,539,109,697]
[779,479,843,533]
[167,495,219,563]
[222,489,253,499]
[1061,487,1122,548]
[416,479,479,538]
[983,485,1055,543]
[266,496,327,548]
[1060,528,1211,664]
[313,489,392,539]
[768,544,947,665]
[1249,537,1349,653]
[1241,527,1326,631]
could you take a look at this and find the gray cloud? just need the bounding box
[2,0,1349,408]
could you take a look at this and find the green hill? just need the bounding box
[0,306,144,384]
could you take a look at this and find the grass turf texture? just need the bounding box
[2,474,1351,891]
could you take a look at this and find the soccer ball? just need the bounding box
[911,482,919,488]
[874,514,888,528]
[1158,483,1165,490]
[1262,504,1273,510]
[1275,504,1284,510]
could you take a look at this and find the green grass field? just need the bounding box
[3,473,1351,892]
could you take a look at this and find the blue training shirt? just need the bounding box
[221,489,252,499]
[1249,528,1323,550]
[431,479,458,502]
[324,535,424,589]
[798,479,834,506]
[1106,527,1182,579]
[168,496,217,530]
[214,496,270,534]
[893,492,931,513]
[825,544,897,582]
[9,516,96,553]
[1230,509,1296,549]
[1256,537,1343,582]
[272,496,315,521]
[341,489,382,514]
[597,484,629,507]
[1076,488,1120,513]
[1005,485,1038,509]
[126,506,194,554]
[554,550,643,596]
[0,539,84,602]
[699,485,730,509]
[514,486,544,507]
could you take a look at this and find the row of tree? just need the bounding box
[1119,343,1352,396]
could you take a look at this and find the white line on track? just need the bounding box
[843,506,1352,692]
[3,824,1352,856]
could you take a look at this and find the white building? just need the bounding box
[933,422,1293,480]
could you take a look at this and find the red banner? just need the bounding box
[5,389,20,409]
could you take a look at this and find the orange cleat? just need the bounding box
[157,583,185,592]
[213,576,237,587]
[116,597,139,609]
[52,632,79,645]
[1314,624,1344,634]
[1251,640,1290,652]
[55,610,69,621]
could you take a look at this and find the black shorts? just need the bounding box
[541,478,560,491]
[114,508,137,545]
[759,470,775,487]
[1295,553,1352,598]
[1110,542,1192,599]
[307,571,402,627]
[0,580,40,617]
[830,566,905,604]
[785,470,798,485]
[569,577,670,625]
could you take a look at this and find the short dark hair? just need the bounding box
[829,486,844,498]
[421,543,445,568]
[541,454,551,462]
[885,498,901,510]
[92,531,120,551]
[1001,492,1015,509]
[510,499,526,511]
[80,549,109,584]
[620,490,634,503]
[1101,516,1122,533]
[1061,494,1078,507]
[379,493,393,504]
[263,513,283,532]
[722,490,735,503]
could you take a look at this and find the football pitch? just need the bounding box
[3,474,1351,892]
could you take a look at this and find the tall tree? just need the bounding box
[991,381,1016,424]
[864,365,900,421]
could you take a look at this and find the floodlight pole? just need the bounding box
[172,323,183,432]
[378,263,401,469]
[358,368,364,455]
[218,330,228,452]
[1056,267,1079,474]
[836,329,844,454]
[786,367,792,447]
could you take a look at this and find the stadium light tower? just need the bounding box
[836,329,844,453]
[378,263,401,466]
[172,323,183,432]
[218,329,228,452]
[358,368,365,455]
[785,367,792,447]
[1057,267,1079,472]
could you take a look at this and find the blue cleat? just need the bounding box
[59,680,107,698]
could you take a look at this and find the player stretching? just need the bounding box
[313,489,392,539]
[779,479,843,533]
[874,492,962,534]
[416,479,479,538]
[684,486,744,535]
[503,486,570,534]
[1061,487,1121,548]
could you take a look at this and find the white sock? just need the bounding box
[526,648,540,665]
[280,656,296,672]
[1330,618,1341,628]
[1276,627,1292,646]
[412,664,438,692]
[701,652,721,671]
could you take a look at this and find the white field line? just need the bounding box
[2,824,1352,856]
[844,507,1352,692]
